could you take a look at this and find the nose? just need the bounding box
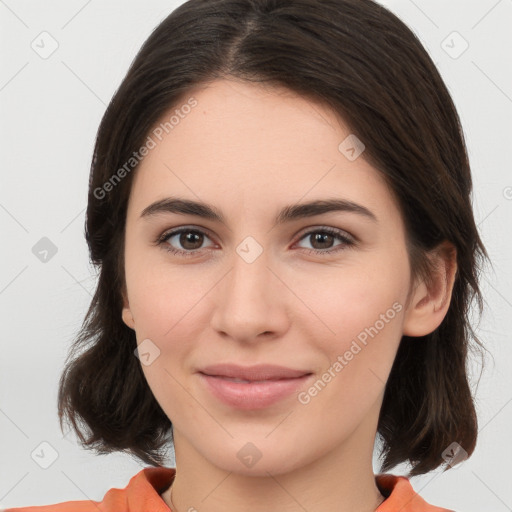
[209,245,289,344]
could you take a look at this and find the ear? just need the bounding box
[121,289,135,330]
[403,241,457,337]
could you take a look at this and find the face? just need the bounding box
[121,78,422,476]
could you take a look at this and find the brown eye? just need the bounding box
[295,227,355,256]
[177,231,205,250]
[308,232,336,250]
[159,228,215,256]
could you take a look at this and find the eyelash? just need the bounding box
[156,226,356,258]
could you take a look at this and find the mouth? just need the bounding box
[206,376,284,383]
[198,363,311,381]
[197,364,313,409]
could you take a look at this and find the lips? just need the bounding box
[198,363,311,381]
[197,363,313,409]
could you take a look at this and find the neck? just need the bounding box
[162,420,385,512]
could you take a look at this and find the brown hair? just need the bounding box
[57,0,489,477]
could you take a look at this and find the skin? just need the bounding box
[121,78,457,512]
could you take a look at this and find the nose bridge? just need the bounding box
[210,235,285,339]
[226,236,273,307]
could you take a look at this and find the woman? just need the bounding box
[5,0,488,510]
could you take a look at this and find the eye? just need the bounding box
[157,227,216,257]
[156,226,356,258]
[294,227,355,256]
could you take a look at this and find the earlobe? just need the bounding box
[121,290,135,330]
[122,307,135,330]
[402,241,457,337]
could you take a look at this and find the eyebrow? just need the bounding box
[140,197,378,226]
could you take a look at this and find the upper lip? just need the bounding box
[198,363,311,381]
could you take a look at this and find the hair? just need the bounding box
[57,0,489,477]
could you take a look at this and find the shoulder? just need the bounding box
[376,473,456,512]
[2,467,176,512]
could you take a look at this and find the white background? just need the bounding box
[0,0,511,510]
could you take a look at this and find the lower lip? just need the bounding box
[199,373,312,410]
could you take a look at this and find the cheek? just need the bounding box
[300,261,407,342]
[295,256,408,399]
[127,263,204,420]
[126,254,211,339]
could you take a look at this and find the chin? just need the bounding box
[202,438,309,477]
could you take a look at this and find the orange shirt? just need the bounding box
[3,467,454,511]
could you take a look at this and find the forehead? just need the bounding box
[127,78,400,227]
